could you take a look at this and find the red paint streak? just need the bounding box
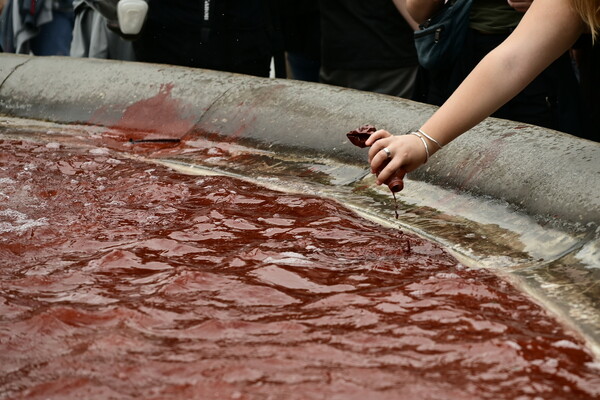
[116,84,195,137]
[90,84,197,153]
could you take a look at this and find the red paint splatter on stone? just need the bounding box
[90,84,197,152]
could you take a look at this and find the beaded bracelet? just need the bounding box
[408,131,430,163]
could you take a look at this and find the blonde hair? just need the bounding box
[571,0,600,40]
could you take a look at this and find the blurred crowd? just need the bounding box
[0,0,597,140]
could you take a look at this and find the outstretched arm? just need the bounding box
[367,0,584,186]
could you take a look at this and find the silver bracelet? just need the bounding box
[418,128,443,149]
[409,131,429,163]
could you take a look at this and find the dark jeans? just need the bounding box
[132,0,274,78]
[30,10,74,56]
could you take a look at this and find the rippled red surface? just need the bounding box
[1,139,599,400]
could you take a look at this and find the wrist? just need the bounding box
[408,132,430,163]
[416,128,443,156]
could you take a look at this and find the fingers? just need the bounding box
[368,139,403,185]
[367,134,429,187]
[376,156,404,186]
[370,145,393,177]
[368,135,389,163]
[364,129,392,147]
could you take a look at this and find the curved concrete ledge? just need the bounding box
[1,54,599,231]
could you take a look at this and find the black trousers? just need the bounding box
[133,23,272,77]
[132,0,274,78]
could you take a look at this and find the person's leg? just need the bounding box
[30,10,74,56]
[287,52,320,82]
[372,67,418,99]
[319,66,418,99]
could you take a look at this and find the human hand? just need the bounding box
[365,130,428,187]
[507,0,534,13]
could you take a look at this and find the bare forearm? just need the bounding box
[392,0,419,30]
[405,0,444,24]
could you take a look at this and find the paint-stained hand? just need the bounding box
[507,0,534,13]
[365,130,427,187]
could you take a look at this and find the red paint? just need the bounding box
[89,84,196,152]
[1,138,599,399]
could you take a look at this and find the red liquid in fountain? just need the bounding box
[0,139,598,400]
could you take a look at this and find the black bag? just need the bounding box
[414,0,473,71]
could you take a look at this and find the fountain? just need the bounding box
[1,54,599,399]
